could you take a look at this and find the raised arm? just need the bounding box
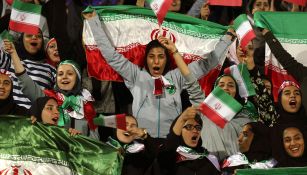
[262,29,307,83]
[83,12,140,87]
[3,39,44,101]
[188,29,235,80]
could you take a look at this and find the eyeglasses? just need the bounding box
[183,124,202,131]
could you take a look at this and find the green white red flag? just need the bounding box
[233,14,256,49]
[82,5,228,96]
[254,12,307,101]
[224,63,256,98]
[9,0,42,34]
[200,87,243,128]
[147,0,172,26]
[94,114,127,130]
[0,115,123,175]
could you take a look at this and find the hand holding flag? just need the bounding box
[233,14,256,50]
[147,0,173,25]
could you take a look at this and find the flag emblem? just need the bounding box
[150,27,176,43]
[0,165,32,175]
[214,103,222,110]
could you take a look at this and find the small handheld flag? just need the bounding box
[200,87,242,128]
[147,0,173,25]
[233,14,256,49]
[94,114,127,130]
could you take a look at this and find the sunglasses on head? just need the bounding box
[183,124,202,131]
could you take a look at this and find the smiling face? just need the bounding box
[116,116,138,144]
[146,47,167,77]
[47,40,60,64]
[41,98,59,125]
[182,119,202,148]
[56,64,77,91]
[281,86,302,113]
[0,74,12,100]
[217,76,237,97]
[23,33,43,55]
[283,127,305,158]
[238,124,254,153]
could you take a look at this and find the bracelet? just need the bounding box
[226,31,236,41]
[171,49,179,55]
[140,128,148,139]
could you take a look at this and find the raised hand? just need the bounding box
[157,36,177,54]
[2,39,17,55]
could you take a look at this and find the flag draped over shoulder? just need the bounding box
[0,115,123,175]
[200,87,243,128]
[9,0,42,34]
[254,12,307,101]
[82,5,228,95]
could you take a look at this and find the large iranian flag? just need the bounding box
[9,0,42,34]
[0,115,123,175]
[83,5,228,96]
[254,12,307,101]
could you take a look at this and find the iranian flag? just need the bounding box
[224,63,256,98]
[147,0,172,25]
[83,5,228,96]
[233,14,256,49]
[284,0,307,6]
[94,114,127,130]
[9,0,42,34]
[208,0,242,6]
[200,87,243,128]
[254,12,307,101]
[0,115,123,175]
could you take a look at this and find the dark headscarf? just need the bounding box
[14,32,45,61]
[273,123,307,167]
[54,60,82,96]
[0,73,29,116]
[247,0,272,16]
[30,96,56,122]
[169,113,205,153]
[275,84,307,124]
[243,122,272,163]
[143,40,172,76]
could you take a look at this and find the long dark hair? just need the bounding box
[143,40,171,76]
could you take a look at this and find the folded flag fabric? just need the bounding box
[0,115,123,175]
[9,0,42,34]
[94,114,127,130]
[200,86,243,128]
[224,63,256,98]
[147,0,173,25]
[82,5,228,96]
[233,14,256,49]
[208,0,242,6]
[254,12,307,101]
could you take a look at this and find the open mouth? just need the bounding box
[61,81,70,85]
[123,132,130,136]
[191,136,198,141]
[52,117,58,123]
[289,100,297,107]
[30,42,38,47]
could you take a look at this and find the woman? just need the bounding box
[0,69,29,116]
[4,40,98,138]
[1,33,56,109]
[222,122,276,174]
[45,38,61,68]
[83,11,234,139]
[105,115,157,175]
[30,96,81,136]
[158,107,220,175]
[262,28,307,117]
[272,123,307,167]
